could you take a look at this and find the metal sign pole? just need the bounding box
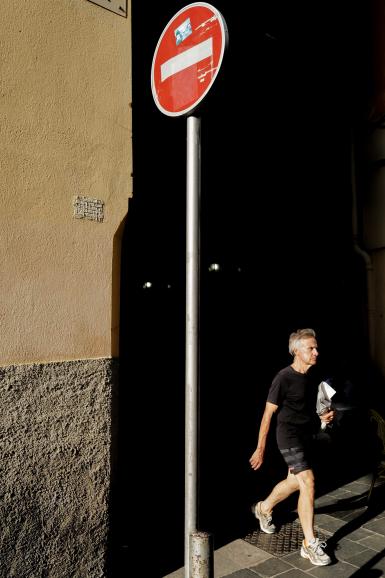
[151,7,227,576]
[185,115,201,578]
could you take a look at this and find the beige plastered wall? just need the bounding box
[0,0,132,365]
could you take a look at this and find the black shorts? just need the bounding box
[280,445,312,474]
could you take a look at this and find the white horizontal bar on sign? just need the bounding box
[161,38,213,82]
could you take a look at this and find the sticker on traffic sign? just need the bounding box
[151,3,228,117]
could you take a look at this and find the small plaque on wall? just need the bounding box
[87,0,127,17]
[73,196,105,222]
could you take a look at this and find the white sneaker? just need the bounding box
[251,501,276,534]
[300,538,331,566]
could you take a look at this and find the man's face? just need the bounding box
[295,337,319,367]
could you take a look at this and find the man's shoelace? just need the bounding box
[310,540,327,553]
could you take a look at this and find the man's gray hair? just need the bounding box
[289,328,316,356]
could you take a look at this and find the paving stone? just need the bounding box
[249,556,294,576]
[340,481,373,494]
[305,560,359,577]
[222,570,259,578]
[332,537,371,561]
[315,495,336,508]
[362,517,385,535]
[344,526,376,541]
[215,553,245,577]
[272,568,309,578]
[281,550,314,571]
[221,539,272,567]
[314,513,346,533]
[346,547,385,573]
[355,474,374,485]
[340,507,369,522]
[358,533,385,551]
[326,488,359,499]
[264,571,309,577]
[330,507,366,521]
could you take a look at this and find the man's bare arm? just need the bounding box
[249,402,278,470]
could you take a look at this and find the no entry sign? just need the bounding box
[151,2,228,116]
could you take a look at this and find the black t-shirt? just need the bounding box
[267,365,318,449]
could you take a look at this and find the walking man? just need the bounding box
[249,328,334,566]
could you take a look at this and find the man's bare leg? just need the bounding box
[260,470,299,515]
[295,469,315,546]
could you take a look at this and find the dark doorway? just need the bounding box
[110,2,371,576]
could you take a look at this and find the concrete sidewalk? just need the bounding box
[165,473,385,577]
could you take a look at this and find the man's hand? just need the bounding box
[320,409,335,425]
[249,447,264,470]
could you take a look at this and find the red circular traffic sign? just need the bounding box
[151,3,228,117]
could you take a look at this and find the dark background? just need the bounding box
[108,2,376,576]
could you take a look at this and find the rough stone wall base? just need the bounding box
[0,358,117,578]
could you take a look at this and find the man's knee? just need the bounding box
[296,469,315,493]
[287,470,300,490]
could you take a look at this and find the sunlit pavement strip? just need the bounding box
[164,474,385,577]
